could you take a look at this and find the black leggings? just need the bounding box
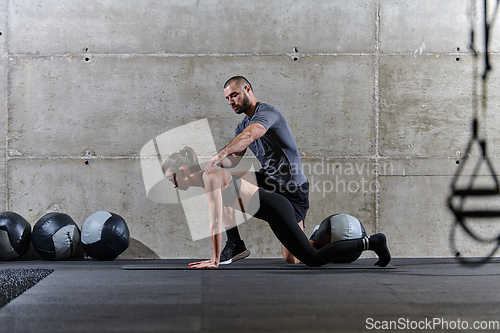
[251,188,366,267]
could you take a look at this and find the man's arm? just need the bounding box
[206,123,266,174]
[218,149,246,169]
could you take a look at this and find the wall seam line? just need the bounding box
[4,0,10,211]
[374,0,381,234]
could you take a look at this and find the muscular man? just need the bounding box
[205,76,310,264]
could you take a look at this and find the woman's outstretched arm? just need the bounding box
[189,172,225,269]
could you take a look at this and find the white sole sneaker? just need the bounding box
[219,249,250,265]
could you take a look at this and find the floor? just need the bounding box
[0,258,499,332]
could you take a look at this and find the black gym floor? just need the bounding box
[0,258,499,332]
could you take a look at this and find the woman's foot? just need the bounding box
[368,233,391,267]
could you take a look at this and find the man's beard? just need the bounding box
[235,94,251,114]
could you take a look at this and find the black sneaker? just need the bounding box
[219,241,250,265]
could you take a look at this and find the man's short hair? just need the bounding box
[224,76,253,91]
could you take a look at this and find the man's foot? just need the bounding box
[219,241,250,265]
[368,233,391,267]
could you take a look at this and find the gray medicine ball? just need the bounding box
[81,211,130,261]
[314,213,367,263]
[32,212,81,261]
[0,212,31,260]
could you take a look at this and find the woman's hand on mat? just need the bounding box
[189,259,219,269]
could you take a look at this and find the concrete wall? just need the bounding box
[2,0,499,260]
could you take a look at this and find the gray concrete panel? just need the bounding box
[381,0,500,55]
[381,158,500,258]
[8,0,376,55]
[380,52,500,158]
[9,55,374,157]
[379,55,473,157]
[380,0,469,54]
[8,55,229,157]
[248,55,375,157]
[379,174,457,257]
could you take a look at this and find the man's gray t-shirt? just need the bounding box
[235,102,307,188]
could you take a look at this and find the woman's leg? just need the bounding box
[252,189,390,267]
[252,189,316,263]
[313,233,391,267]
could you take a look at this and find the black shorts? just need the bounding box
[255,171,309,226]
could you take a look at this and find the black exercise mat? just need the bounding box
[121,258,395,270]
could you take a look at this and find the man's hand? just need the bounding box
[206,123,266,174]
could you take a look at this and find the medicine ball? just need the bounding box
[0,212,31,260]
[32,212,81,261]
[81,211,130,261]
[314,213,367,263]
